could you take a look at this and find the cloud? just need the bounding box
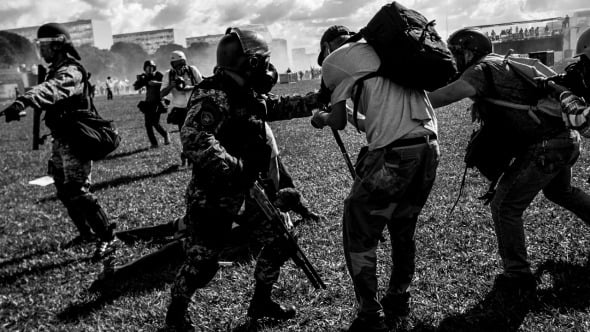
[289,0,368,21]
[216,1,253,24]
[251,1,296,25]
[0,0,588,62]
[151,2,191,28]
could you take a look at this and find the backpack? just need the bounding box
[347,1,457,92]
[62,61,121,161]
[459,54,566,204]
[346,1,457,129]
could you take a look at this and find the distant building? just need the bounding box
[469,9,590,62]
[270,38,291,73]
[113,28,185,54]
[2,19,113,49]
[291,47,318,71]
[186,34,224,47]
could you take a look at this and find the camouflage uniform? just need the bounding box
[18,58,113,242]
[170,71,320,305]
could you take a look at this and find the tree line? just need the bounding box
[0,31,218,81]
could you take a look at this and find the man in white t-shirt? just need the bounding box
[311,25,440,332]
[161,50,203,165]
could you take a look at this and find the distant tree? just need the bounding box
[153,43,185,70]
[110,41,149,78]
[0,31,37,67]
[78,45,124,81]
[0,38,18,68]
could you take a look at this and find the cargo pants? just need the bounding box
[343,138,439,319]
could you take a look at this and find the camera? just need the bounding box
[134,73,148,89]
[174,76,186,89]
[546,61,590,101]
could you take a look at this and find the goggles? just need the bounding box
[34,35,68,45]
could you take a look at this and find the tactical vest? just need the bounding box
[43,59,91,135]
[475,57,566,148]
[197,73,270,175]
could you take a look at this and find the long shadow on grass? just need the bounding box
[533,259,590,312]
[0,243,61,269]
[436,285,532,332]
[102,147,150,161]
[57,259,181,323]
[57,238,256,323]
[435,259,590,332]
[36,164,182,203]
[0,256,93,286]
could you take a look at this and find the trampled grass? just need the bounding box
[1,79,589,331]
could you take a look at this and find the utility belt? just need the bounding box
[386,133,437,149]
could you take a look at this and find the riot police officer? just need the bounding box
[1,23,116,260]
[163,27,322,330]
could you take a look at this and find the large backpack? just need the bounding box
[347,1,457,92]
[60,60,121,161]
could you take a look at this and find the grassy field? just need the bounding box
[0,79,589,331]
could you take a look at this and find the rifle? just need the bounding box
[250,181,326,289]
[33,64,46,150]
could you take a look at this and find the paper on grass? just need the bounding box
[28,176,55,186]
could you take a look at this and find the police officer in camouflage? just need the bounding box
[2,23,116,260]
[163,27,322,331]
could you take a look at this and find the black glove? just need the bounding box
[242,144,271,181]
[3,101,26,123]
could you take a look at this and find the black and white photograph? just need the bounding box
[0,0,589,331]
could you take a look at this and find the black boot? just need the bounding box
[381,292,411,330]
[92,223,117,262]
[165,297,194,332]
[247,283,296,320]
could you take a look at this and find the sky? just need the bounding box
[0,0,588,54]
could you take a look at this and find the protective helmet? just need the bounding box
[217,27,270,70]
[225,27,270,57]
[447,28,492,57]
[575,28,590,59]
[143,60,156,70]
[170,50,187,62]
[36,22,81,60]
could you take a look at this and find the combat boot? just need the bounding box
[247,283,296,320]
[92,223,117,261]
[165,297,195,332]
[380,292,411,331]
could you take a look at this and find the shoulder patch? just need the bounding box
[197,99,221,130]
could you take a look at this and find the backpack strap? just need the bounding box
[187,66,198,85]
[351,72,379,131]
[63,58,96,114]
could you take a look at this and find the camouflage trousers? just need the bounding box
[343,139,439,318]
[49,137,111,240]
[170,188,293,301]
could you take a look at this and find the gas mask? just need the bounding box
[247,54,278,94]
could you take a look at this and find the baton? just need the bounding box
[331,128,356,179]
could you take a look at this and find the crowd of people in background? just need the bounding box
[485,15,571,42]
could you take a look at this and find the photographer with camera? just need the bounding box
[545,28,590,137]
[160,50,203,166]
[133,60,170,148]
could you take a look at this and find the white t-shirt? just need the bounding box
[162,65,203,108]
[322,42,437,150]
